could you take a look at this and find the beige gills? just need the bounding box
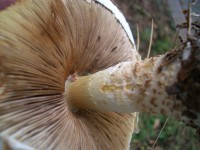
[0,0,140,149]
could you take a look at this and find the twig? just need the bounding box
[147,19,154,58]
[151,115,171,149]
[173,29,180,48]
[136,24,140,52]
[187,0,197,37]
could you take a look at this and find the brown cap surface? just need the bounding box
[0,0,139,149]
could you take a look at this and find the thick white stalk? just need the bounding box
[66,54,186,119]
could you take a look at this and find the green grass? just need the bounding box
[131,114,200,150]
[137,25,175,58]
[151,37,173,55]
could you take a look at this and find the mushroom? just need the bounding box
[1,0,200,150]
[0,0,139,149]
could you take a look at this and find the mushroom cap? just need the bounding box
[0,0,139,149]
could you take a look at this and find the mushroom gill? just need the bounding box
[0,0,139,149]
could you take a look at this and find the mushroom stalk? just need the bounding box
[66,51,184,117]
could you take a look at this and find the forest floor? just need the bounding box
[113,0,200,150]
[113,0,177,58]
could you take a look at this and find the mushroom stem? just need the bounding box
[66,50,184,117]
[67,38,200,130]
